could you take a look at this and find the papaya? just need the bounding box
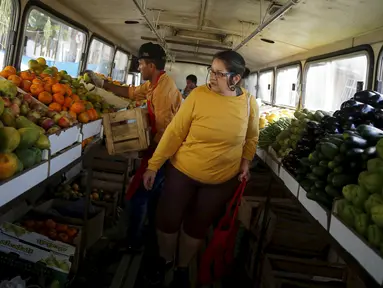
[17,128,40,149]
[30,147,42,164]
[14,154,24,172]
[0,98,4,117]
[15,116,45,134]
[15,149,36,169]
[34,134,50,149]
[0,127,20,152]
[0,108,16,127]
[0,153,18,180]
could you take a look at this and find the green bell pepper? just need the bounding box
[367,224,383,247]
[354,213,369,236]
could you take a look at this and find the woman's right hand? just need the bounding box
[143,169,157,190]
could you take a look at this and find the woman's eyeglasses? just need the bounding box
[207,67,232,78]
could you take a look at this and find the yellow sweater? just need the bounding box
[147,85,260,184]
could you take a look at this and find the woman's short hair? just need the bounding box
[213,50,247,77]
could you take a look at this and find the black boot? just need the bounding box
[144,257,173,286]
[170,267,190,288]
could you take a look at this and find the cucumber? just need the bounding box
[343,130,360,140]
[312,166,327,177]
[307,189,333,207]
[325,185,342,197]
[334,154,345,163]
[321,142,339,160]
[340,143,348,154]
[332,174,355,188]
[327,137,344,147]
[307,173,319,181]
[296,167,308,174]
[319,160,329,168]
[327,172,336,183]
[315,180,326,189]
[326,133,343,139]
[315,143,322,153]
[334,166,344,174]
[345,136,368,149]
[328,161,339,170]
[308,151,320,163]
[300,179,313,192]
[299,157,311,167]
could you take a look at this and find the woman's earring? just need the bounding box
[229,84,236,91]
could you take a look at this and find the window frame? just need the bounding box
[258,68,275,105]
[375,45,383,92]
[86,34,115,77]
[274,61,302,109]
[1,0,20,68]
[15,0,89,72]
[244,71,258,97]
[302,45,374,109]
[112,48,130,82]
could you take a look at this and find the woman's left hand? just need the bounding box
[238,158,250,182]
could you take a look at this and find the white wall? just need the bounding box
[165,62,208,91]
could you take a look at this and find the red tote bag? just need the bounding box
[198,180,246,285]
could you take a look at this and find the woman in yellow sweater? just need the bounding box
[143,50,259,287]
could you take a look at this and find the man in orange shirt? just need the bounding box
[86,43,182,258]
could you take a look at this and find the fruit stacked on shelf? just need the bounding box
[259,109,294,129]
[54,182,116,202]
[258,117,292,150]
[21,218,78,244]
[334,137,383,253]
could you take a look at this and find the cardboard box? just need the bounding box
[34,199,105,249]
[0,222,76,257]
[0,233,71,274]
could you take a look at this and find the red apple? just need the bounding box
[40,117,55,131]
[47,125,61,135]
[52,114,62,124]
[10,103,20,116]
[23,94,33,104]
[46,110,58,119]
[2,97,11,108]
[58,116,70,128]
[12,98,22,106]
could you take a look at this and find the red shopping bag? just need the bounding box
[198,180,246,285]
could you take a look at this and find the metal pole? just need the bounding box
[233,0,300,51]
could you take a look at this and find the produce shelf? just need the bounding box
[297,187,329,230]
[279,167,299,197]
[330,214,383,285]
[49,143,82,176]
[0,161,49,207]
[81,119,103,140]
[256,148,266,162]
[49,125,82,155]
[265,153,280,176]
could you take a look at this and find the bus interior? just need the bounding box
[1,0,383,287]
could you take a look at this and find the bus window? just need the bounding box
[275,65,300,107]
[258,70,273,103]
[304,53,368,111]
[377,49,383,93]
[0,0,17,70]
[112,50,129,82]
[244,73,257,97]
[21,8,86,77]
[86,38,114,77]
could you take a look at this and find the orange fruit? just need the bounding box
[64,84,72,97]
[3,66,16,75]
[8,75,22,87]
[44,83,52,93]
[78,112,89,123]
[38,91,53,104]
[64,96,74,108]
[32,78,43,85]
[30,84,45,97]
[52,83,66,94]
[53,93,65,105]
[20,80,32,92]
[70,101,85,114]
[43,77,57,85]
[48,102,62,112]
[20,71,33,81]
[71,94,80,102]
[69,111,77,120]
[0,70,12,79]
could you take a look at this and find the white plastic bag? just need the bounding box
[0,276,26,288]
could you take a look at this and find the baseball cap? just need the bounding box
[138,42,166,60]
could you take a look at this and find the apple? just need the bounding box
[47,125,61,134]
[58,116,70,128]
[2,97,11,108]
[23,94,34,104]
[12,98,22,106]
[52,113,62,124]
[46,110,58,119]
[40,117,55,131]
[20,103,29,116]
[10,104,20,116]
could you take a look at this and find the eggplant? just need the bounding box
[340,99,360,109]
[367,94,383,107]
[372,110,383,129]
[333,110,341,118]
[354,90,380,104]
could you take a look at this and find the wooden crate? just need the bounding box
[103,108,150,155]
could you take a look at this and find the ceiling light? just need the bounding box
[261,38,275,44]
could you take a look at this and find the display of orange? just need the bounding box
[71,94,80,102]
[20,80,32,92]
[70,101,85,114]
[8,75,22,87]
[53,93,65,105]
[44,83,52,93]
[49,102,62,112]
[78,112,89,123]
[32,78,43,85]
[52,83,66,94]
[69,111,77,120]
[3,66,16,75]
[0,70,12,79]
[64,96,74,108]
[38,91,53,104]
[30,84,45,97]
[20,71,34,81]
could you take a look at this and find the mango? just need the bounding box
[34,134,50,149]
[14,154,24,172]
[18,127,40,149]
[0,127,20,152]
[0,153,18,180]
[15,149,37,169]
[1,108,16,127]
[30,147,42,164]
[15,116,45,134]
[0,80,17,99]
